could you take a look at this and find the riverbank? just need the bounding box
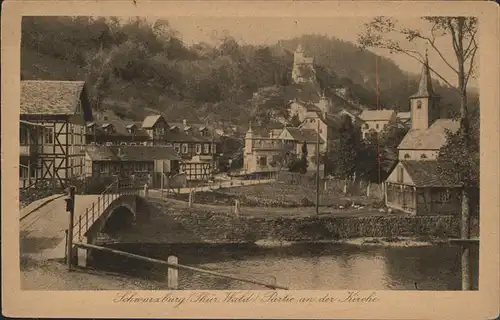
[98,200,478,245]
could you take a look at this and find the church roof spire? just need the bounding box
[412,45,435,98]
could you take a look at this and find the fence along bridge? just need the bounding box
[20,178,287,290]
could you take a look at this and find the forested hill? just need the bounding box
[21,17,475,128]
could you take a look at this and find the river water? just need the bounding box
[90,242,479,290]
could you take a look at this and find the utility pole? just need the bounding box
[64,185,76,270]
[315,120,320,215]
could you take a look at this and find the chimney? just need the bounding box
[183,119,187,127]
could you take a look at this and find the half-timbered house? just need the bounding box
[20,80,92,189]
[84,145,182,188]
[86,112,150,146]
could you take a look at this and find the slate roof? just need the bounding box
[397,112,411,120]
[88,112,149,138]
[21,80,86,115]
[86,145,180,162]
[85,145,120,161]
[410,54,437,98]
[359,109,396,122]
[167,122,221,143]
[283,127,324,144]
[142,115,163,129]
[398,119,460,150]
[400,160,462,187]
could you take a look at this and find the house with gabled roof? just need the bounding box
[86,111,150,146]
[19,80,93,189]
[384,52,462,215]
[85,145,182,188]
[359,109,397,139]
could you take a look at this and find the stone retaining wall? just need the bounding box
[167,212,478,243]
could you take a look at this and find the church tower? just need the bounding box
[317,90,331,117]
[244,122,254,155]
[409,49,440,130]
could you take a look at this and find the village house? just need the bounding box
[85,111,150,146]
[359,109,397,139]
[137,115,222,181]
[384,53,462,215]
[19,80,92,189]
[84,145,182,188]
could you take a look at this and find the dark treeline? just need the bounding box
[21,17,477,128]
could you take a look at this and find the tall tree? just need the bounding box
[336,115,362,190]
[358,16,478,290]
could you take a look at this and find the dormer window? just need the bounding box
[102,123,114,134]
[126,124,136,134]
[87,122,95,133]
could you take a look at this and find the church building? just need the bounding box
[384,52,462,215]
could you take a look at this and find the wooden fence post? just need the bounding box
[167,255,179,290]
[188,191,194,208]
[234,200,240,217]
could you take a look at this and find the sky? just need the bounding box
[153,16,478,89]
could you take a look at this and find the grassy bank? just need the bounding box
[170,182,384,209]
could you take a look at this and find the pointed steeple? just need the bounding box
[413,46,434,97]
[245,121,253,137]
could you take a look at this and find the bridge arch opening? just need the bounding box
[102,205,136,234]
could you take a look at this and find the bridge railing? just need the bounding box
[73,179,143,241]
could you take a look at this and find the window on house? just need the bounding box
[364,123,369,129]
[376,123,379,130]
[421,154,427,159]
[43,128,54,144]
[439,189,451,203]
[195,144,202,154]
[100,164,107,173]
[181,144,188,154]
[259,156,267,166]
[156,128,165,136]
[211,143,216,154]
[174,143,180,153]
[404,154,411,159]
[20,127,28,145]
[204,144,210,154]
[397,167,404,183]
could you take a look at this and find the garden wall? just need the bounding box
[168,213,472,243]
[109,204,479,244]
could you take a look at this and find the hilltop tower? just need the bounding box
[409,49,441,130]
[317,90,331,117]
[292,44,316,84]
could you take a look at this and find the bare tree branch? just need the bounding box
[464,45,478,87]
[464,30,478,61]
[390,46,457,90]
[410,33,459,75]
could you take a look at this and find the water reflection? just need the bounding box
[90,242,478,290]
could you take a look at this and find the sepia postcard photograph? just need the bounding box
[2,1,499,319]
